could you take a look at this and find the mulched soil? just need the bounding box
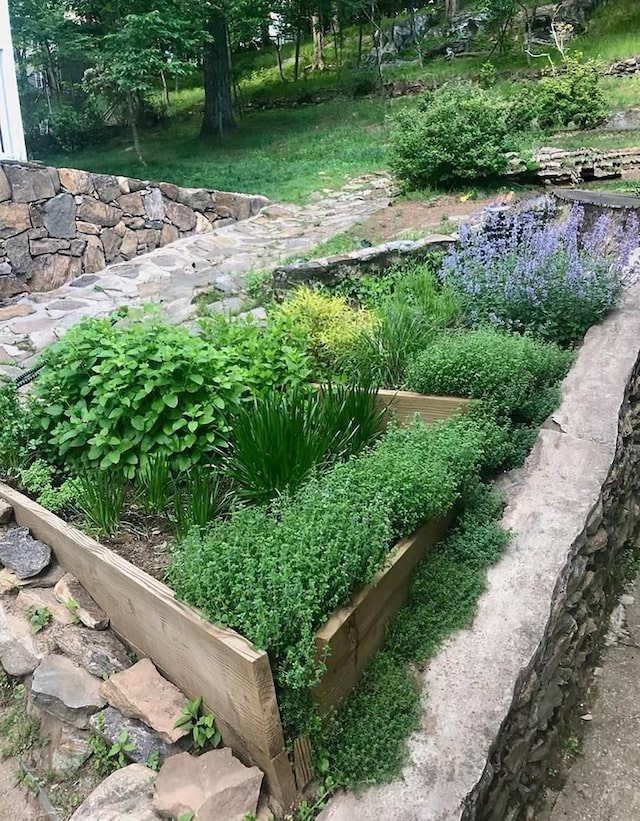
[100,511,174,583]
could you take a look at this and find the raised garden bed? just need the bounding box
[0,392,465,810]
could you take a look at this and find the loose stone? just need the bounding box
[70,763,159,821]
[0,527,51,578]
[31,653,105,728]
[54,573,109,630]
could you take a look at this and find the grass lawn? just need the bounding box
[41,95,392,204]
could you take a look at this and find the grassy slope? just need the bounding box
[40,0,640,202]
[42,95,390,204]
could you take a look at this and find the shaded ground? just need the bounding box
[541,573,640,820]
[0,757,46,821]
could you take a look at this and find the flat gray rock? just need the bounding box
[0,527,51,578]
[90,707,186,766]
[70,763,160,821]
[0,601,41,676]
[52,624,131,677]
[31,653,105,728]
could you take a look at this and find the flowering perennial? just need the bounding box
[440,198,639,344]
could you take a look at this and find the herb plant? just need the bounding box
[439,200,639,344]
[26,606,51,634]
[171,413,499,734]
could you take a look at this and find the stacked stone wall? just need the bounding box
[463,335,640,819]
[0,161,268,296]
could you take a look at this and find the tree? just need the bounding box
[201,6,236,137]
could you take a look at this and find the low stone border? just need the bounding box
[272,234,456,295]
[0,160,269,296]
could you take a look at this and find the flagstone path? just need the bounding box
[0,174,393,377]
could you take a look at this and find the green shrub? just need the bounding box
[407,328,573,424]
[338,268,462,388]
[33,310,310,478]
[389,84,514,189]
[0,382,43,477]
[170,413,499,735]
[275,287,375,377]
[18,459,81,513]
[533,55,606,130]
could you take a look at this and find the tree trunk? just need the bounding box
[126,93,145,165]
[311,14,324,70]
[276,33,285,80]
[444,0,459,19]
[160,70,170,112]
[200,9,235,138]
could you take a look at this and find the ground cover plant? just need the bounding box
[169,410,505,736]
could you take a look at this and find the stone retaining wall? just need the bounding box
[463,304,640,819]
[0,161,269,297]
[272,234,456,296]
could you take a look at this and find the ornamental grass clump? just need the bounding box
[440,199,639,345]
[170,413,495,735]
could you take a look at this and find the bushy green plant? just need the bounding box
[34,310,310,478]
[171,413,499,734]
[0,382,43,477]
[534,55,606,130]
[319,479,509,788]
[223,384,383,503]
[197,312,311,395]
[389,84,514,188]
[18,459,81,513]
[275,287,376,376]
[407,328,573,424]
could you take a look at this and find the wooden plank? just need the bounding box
[375,389,471,429]
[0,484,296,809]
[313,515,453,714]
[293,736,315,791]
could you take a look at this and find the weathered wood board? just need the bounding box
[375,389,471,428]
[313,514,453,714]
[0,484,296,810]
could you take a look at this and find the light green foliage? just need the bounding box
[34,310,309,479]
[26,606,51,634]
[275,288,376,377]
[389,84,514,189]
[533,54,607,130]
[145,751,160,771]
[320,480,510,788]
[174,697,221,752]
[222,384,384,503]
[171,413,499,734]
[18,459,81,513]
[407,328,574,425]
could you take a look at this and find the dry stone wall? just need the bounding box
[0,161,269,297]
[463,318,640,819]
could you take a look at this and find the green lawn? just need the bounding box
[41,95,392,204]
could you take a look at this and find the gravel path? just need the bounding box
[0,173,392,378]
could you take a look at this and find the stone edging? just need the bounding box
[0,160,269,297]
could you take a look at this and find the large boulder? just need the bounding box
[31,654,105,728]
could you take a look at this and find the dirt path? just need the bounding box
[540,573,640,820]
[0,756,47,821]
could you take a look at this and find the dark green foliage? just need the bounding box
[223,384,384,503]
[171,414,495,734]
[319,480,509,788]
[135,454,172,515]
[533,55,607,130]
[406,328,574,425]
[338,267,462,388]
[389,84,514,189]
[76,471,126,535]
[172,467,231,539]
[33,310,310,478]
[0,382,43,477]
[318,654,422,787]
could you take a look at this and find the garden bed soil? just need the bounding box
[101,514,173,583]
